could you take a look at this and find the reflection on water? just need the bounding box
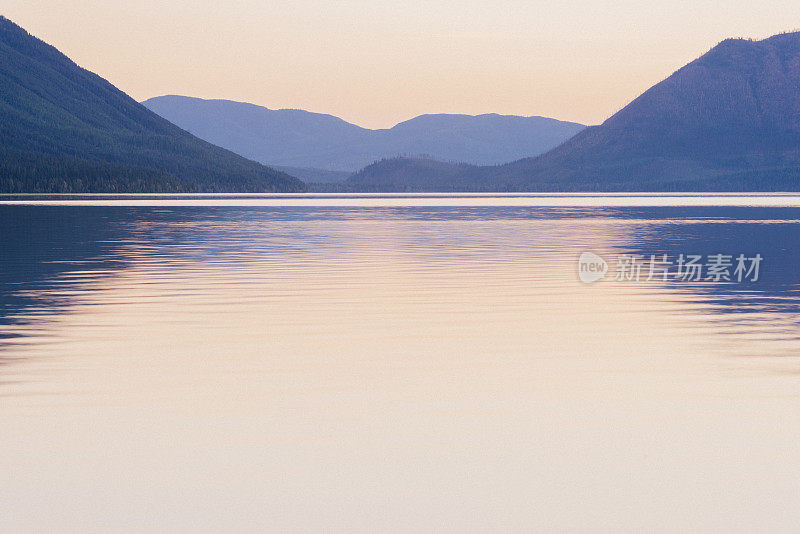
[2,196,800,532]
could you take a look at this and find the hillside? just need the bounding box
[0,17,304,193]
[495,30,800,190]
[339,31,800,192]
[339,157,481,192]
[142,95,585,173]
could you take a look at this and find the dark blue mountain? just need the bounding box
[0,17,304,193]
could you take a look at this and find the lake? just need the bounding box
[2,194,800,532]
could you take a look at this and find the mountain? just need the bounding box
[339,157,480,192]
[142,95,585,173]
[334,31,800,192]
[380,113,585,166]
[494,30,800,190]
[0,17,304,193]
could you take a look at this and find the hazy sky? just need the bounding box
[5,1,800,128]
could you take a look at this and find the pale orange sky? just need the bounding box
[4,1,800,128]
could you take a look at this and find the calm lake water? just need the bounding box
[2,194,800,532]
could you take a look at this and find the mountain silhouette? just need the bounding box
[0,17,304,192]
[142,95,585,173]
[336,31,800,192]
[343,157,480,192]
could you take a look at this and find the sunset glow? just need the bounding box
[6,0,800,128]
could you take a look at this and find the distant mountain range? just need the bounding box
[329,31,800,192]
[0,17,304,193]
[142,95,586,174]
[5,13,800,193]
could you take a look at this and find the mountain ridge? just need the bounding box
[0,16,305,193]
[142,95,585,172]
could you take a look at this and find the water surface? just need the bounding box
[2,194,800,532]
